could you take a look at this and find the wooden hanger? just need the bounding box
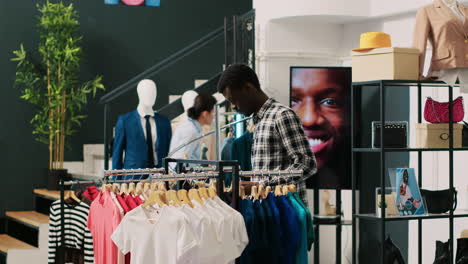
[177,190,193,207]
[258,185,266,199]
[158,182,167,192]
[128,182,136,195]
[251,185,258,200]
[150,182,158,191]
[119,183,128,195]
[112,183,120,194]
[240,185,246,200]
[288,184,297,193]
[143,191,166,208]
[101,184,111,193]
[274,185,283,196]
[64,190,80,203]
[208,180,217,198]
[282,185,290,195]
[165,190,182,206]
[265,186,272,196]
[188,188,203,205]
[135,182,144,195]
[198,187,209,199]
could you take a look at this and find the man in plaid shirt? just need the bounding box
[218,64,317,205]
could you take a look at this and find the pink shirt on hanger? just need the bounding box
[87,191,123,264]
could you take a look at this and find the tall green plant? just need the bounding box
[11,0,105,170]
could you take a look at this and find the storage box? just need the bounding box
[351,47,420,82]
[415,124,463,148]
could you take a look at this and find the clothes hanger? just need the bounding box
[64,182,80,203]
[119,183,128,195]
[286,169,297,193]
[282,173,290,195]
[251,185,258,200]
[64,190,81,203]
[150,182,158,191]
[143,190,166,208]
[198,176,210,199]
[265,174,272,195]
[274,185,283,197]
[128,182,136,195]
[135,182,144,195]
[258,184,265,200]
[188,186,204,205]
[176,174,193,207]
[112,183,120,194]
[240,185,246,200]
[208,174,217,198]
[157,182,167,192]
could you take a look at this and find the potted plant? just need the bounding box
[11,1,104,189]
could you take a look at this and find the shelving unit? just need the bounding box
[351,80,463,264]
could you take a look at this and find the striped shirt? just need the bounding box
[252,98,317,206]
[48,200,94,264]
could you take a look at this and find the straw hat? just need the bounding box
[352,32,392,52]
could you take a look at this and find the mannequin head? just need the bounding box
[182,90,198,112]
[187,93,217,126]
[137,79,157,108]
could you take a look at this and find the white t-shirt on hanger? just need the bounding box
[111,205,198,264]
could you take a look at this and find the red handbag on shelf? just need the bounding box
[424,96,465,123]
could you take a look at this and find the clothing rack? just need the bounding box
[56,159,304,264]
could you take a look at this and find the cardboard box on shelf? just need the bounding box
[352,47,420,82]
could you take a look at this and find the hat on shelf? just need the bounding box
[352,32,392,52]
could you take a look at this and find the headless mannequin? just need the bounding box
[430,0,468,92]
[137,79,158,165]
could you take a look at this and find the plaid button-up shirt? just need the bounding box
[251,98,317,206]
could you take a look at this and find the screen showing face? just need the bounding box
[290,67,351,189]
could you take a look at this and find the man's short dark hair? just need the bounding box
[217,64,261,93]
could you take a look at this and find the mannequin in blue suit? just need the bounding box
[112,80,171,179]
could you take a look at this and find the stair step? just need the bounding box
[34,188,60,200]
[0,234,36,254]
[5,211,49,229]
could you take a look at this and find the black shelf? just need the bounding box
[353,147,468,152]
[354,210,468,222]
[351,79,461,264]
[313,215,352,226]
[352,79,461,87]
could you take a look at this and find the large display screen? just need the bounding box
[290,67,352,189]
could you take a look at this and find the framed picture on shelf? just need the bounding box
[388,168,426,216]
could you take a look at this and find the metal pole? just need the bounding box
[336,189,342,264]
[417,82,423,264]
[380,81,386,264]
[314,188,320,263]
[215,104,220,160]
[59,178,65,264]
[351,84,357,264]
[104,104,109,170]
[449,85,454,264]
[233,15,237,64]
[224,17,228,69]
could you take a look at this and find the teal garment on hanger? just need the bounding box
[292,192,314,250]
[231,132,253,172]
[287,192,308,264]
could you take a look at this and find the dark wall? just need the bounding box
[0,0,251,216]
